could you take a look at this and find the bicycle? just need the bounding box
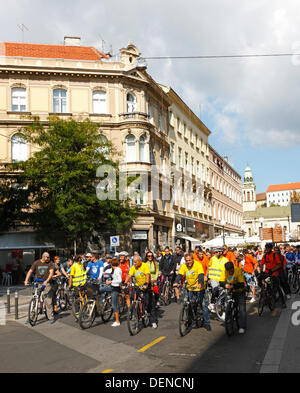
[28,282,48,326]
[178,287,204,337]
[224,289,240,337]
[257,273,276,316]
[70,284,88,321]
[159,274,175,306]
[287,264,300,294]
[55,276,71,312]
[127,285,150,336]
[78,280,114,329]
[215,286,226,322]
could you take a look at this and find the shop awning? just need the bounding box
[0,232,55,250]
[176,234,202,245]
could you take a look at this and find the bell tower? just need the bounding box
[242,166,256,212]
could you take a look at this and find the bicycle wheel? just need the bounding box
[179,303,192,336]
[195,304,204,328]
[118,295,126,315]
[267,290,275,312]
[78,300,96,329]
[101,297,113,322]
[127,302,140,336]
[28,298,38,326]
[258,292,265,316]
[72,298,82,321]
[58,289,68,311]
[290,274,300,294]
[215,294,226,321]
[163,282,171,305]
[225,303,235,337]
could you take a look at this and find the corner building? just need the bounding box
[0,38,173,257]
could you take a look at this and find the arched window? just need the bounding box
[53,89,67,113]
[125,135,136,162]
[11,134,28,162]
[97,134,109,158]
[126,93,137,113]
[139,134,147,162]
[93,91,107,114]
[11,87,26,112]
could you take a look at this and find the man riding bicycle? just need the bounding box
[207,248,228,311]
[124,256,158,329]
[173,252,211,331]
[219,261,247,334]
[24,252,55,324]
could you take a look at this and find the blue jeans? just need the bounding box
[188,290,210,325]
[99,285,119,313]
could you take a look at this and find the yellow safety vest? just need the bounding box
[208,256,228,282]
[70,262,87,287]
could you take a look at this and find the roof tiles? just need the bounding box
[1,42,108,61]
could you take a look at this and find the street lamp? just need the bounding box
[221,219,226,246]
[259,217,264,240]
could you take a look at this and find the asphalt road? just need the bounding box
[0,294,283,373]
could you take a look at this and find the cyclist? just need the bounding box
[173,248,185,304]
[24,252,55,324]
[144,251,160,306]
[260,243,286,309]
[173,252,211,331]
[242,249,258,303]
[99,257,123,327]
[159,246,176,291]
[219,261,247,334]
[52,256,62,314]
[119,251,131,308]
[60,257,73,279]
[86,253,104,281]
[69,255,87,289]
[222,245,236,263]
[207,248,228,311]
[193,247,210,278]
[124,256,158,329]
[274,246,291,299]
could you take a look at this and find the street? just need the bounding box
[1,288,299,373]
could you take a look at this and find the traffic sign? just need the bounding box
[110,236,119,247]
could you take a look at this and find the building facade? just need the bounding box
[161,86,213,250]
[0,38,174,261]
[209,145,243,237]
[266,183,300,207]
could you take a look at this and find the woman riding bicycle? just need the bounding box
[144,251,160,306]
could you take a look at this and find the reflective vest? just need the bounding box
[71,263,87,287]
[208,256,228,281]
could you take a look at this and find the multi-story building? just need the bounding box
[209,145,243,237]
[266,183,300,207]
[0,37,173,264]
[160,85,213,250]
[242,166,256,212]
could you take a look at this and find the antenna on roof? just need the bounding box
[17,24,29,42]
[98,34,112,57]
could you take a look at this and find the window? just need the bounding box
[178,147,183,167]
[134,183,147,205]
[97,134,109,158]
[185,152,188,170]
[191,157,194,175]
[53,89,67,113]
[170,142,175,163]
[148,104,153,124]
[158,114,163,131]
[93,91,107,113]
[125,135,136,162]
[11,88,26,112]
[139,134,147,162]
[11,134,28,162]
[127,93,137,113]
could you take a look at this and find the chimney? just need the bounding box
[64,36,81,46]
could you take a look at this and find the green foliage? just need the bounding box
[0,116,139,248]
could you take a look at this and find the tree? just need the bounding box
[0,116,139,252]
[291,190,300,203]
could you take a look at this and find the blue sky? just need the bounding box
[1,0,299,193]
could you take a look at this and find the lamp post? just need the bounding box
[221,219,226,246]
[259,217,264,240]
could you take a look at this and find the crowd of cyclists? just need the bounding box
[23,242,300,335]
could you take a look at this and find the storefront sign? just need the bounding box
[132,231,148,240]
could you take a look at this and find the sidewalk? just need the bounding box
[260,293,300,373]
[0,285,31,321]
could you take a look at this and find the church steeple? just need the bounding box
[242,165,256,212]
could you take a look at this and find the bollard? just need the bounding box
[7,288,10,314]
[15,291,18,320]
